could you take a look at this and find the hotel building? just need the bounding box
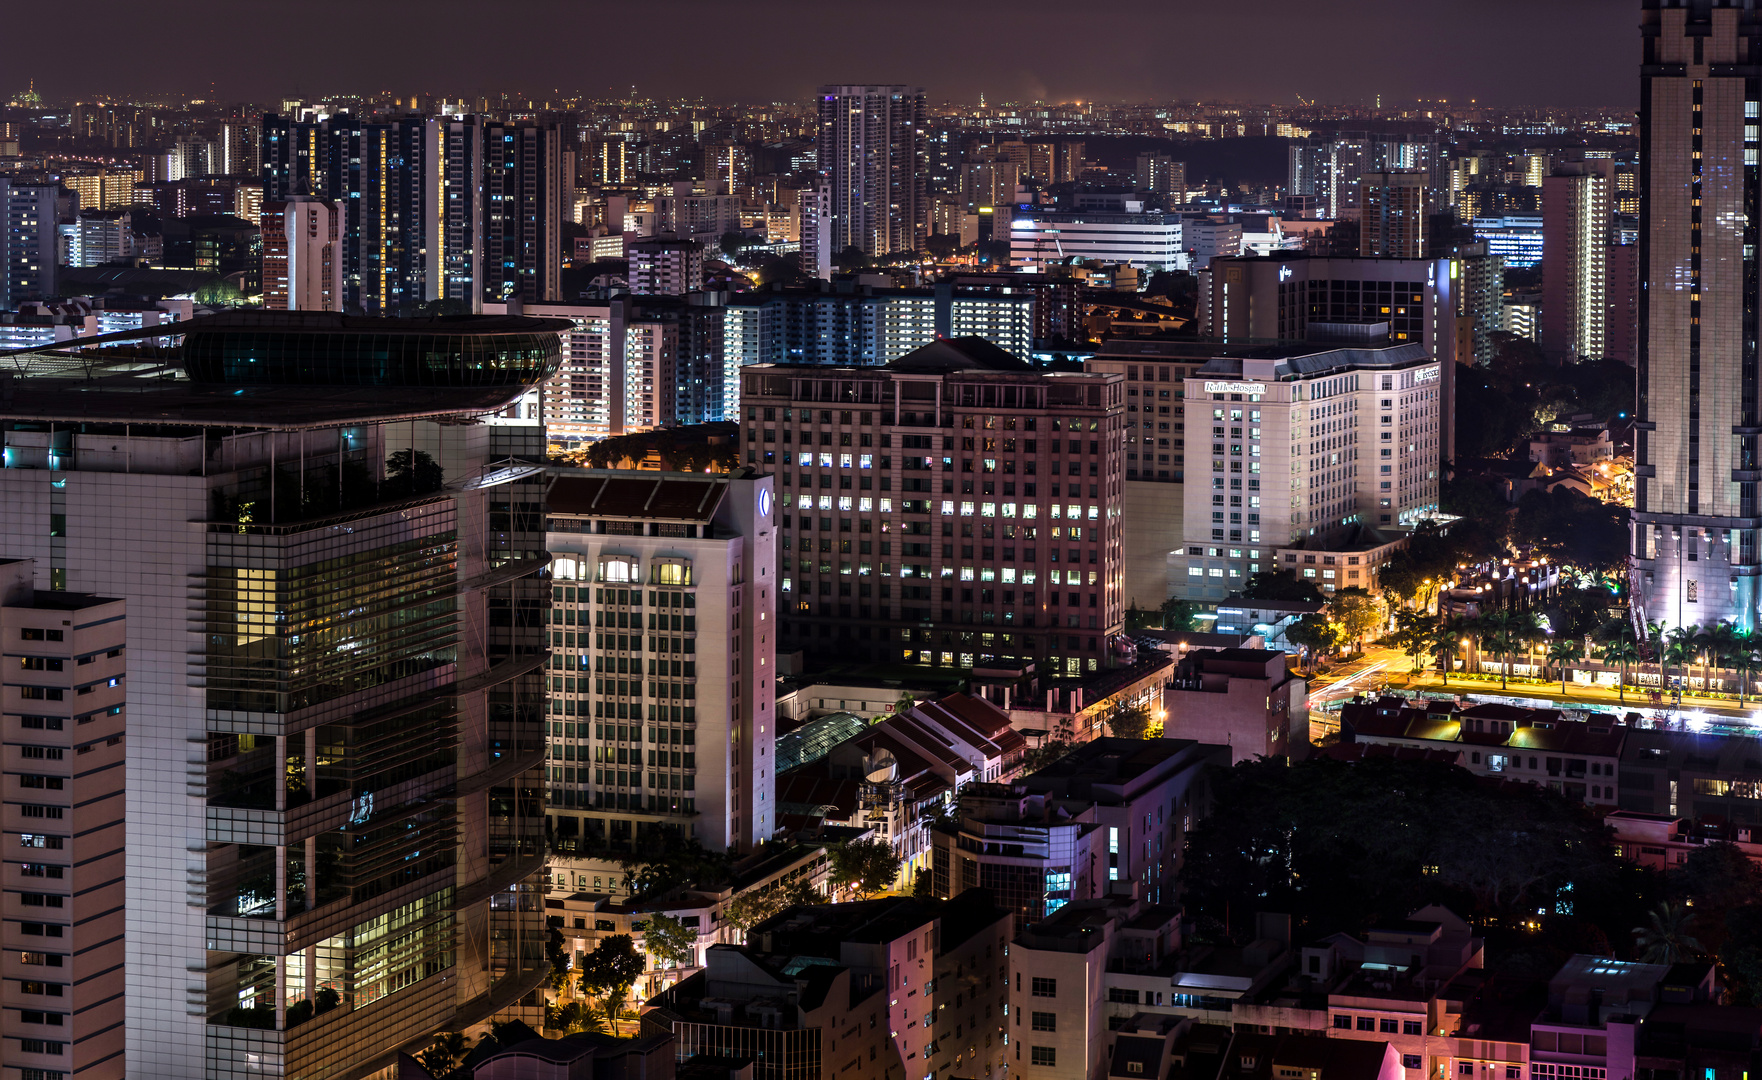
[540,469,776,855]
[1169,341,1442,603]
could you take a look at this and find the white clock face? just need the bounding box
[758,489,773,517]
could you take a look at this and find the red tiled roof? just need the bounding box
[547,473,730,520]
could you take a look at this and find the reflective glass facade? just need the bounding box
[183,329,562,387]
[198,477,548,1079]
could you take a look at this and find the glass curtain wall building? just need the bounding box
[0,312,565,1080]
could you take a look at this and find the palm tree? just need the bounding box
[1598,638,1640,703]
[419,1032,471,1077]
[1646,619,1669,691]
[1479,609,1543,691]
[546,1000,606,1035]
[1546,638,1583,695]
[1733,639,1762,705]
[1705,621,1739,696]
[1428,616,1472,685]
[1666,625,1699,702]
[1633,901,1703,964]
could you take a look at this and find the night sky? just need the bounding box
[16,0,1636,107]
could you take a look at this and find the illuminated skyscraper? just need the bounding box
[262,114,570,313]
[815,85,927,258]
[1359,171,1429,258]
[261,114,441,314]
[1632,0,1762,630]
[1540,163,1613,364]
[0,180,58,308]
[479,120,572,307]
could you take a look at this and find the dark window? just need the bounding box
[1030,977,1056,997]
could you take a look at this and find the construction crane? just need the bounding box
[1295,93,1315,108]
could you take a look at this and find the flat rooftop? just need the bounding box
[1024,736,1213,786]
[0,362,532,429]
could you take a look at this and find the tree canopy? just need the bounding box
[583,424,740,474]
[1327,587,1383,648]
[578,934,646,1023]
[1242,570,1322,603]
[1184,757,1642,944]
[384,449,444,499]
[1378,529,1473,605]
[925,234,961,259]
[720,878,821,934]
[1285,613,1346,663]
[618,834,735,900]
[829,837,902,899]
[1161,597,1200,633]
[1107,701,1155,741]
[1513,488,1631,573]
[642,913,697,969]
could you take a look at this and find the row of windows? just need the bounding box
[551,587,697,609]
[1334,1014,1423,1035]
[16,676,122,701]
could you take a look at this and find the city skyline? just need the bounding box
[7,0,1638,108]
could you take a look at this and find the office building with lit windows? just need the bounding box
[479,120,572,307]
[1287,134,1440,221]
[1470,215,1545,268]
[1087,343,1210,484]
[1359,171,1429,258]
[738,337,1127,675]
[261,197,342,311]
[0,311,563,1080]
[1007,209,1185,272]
[627,237,706,296]
[540,469,776,855]
[260,113,570,313]
[1168,340,1442,604]
[260,113,442,315]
